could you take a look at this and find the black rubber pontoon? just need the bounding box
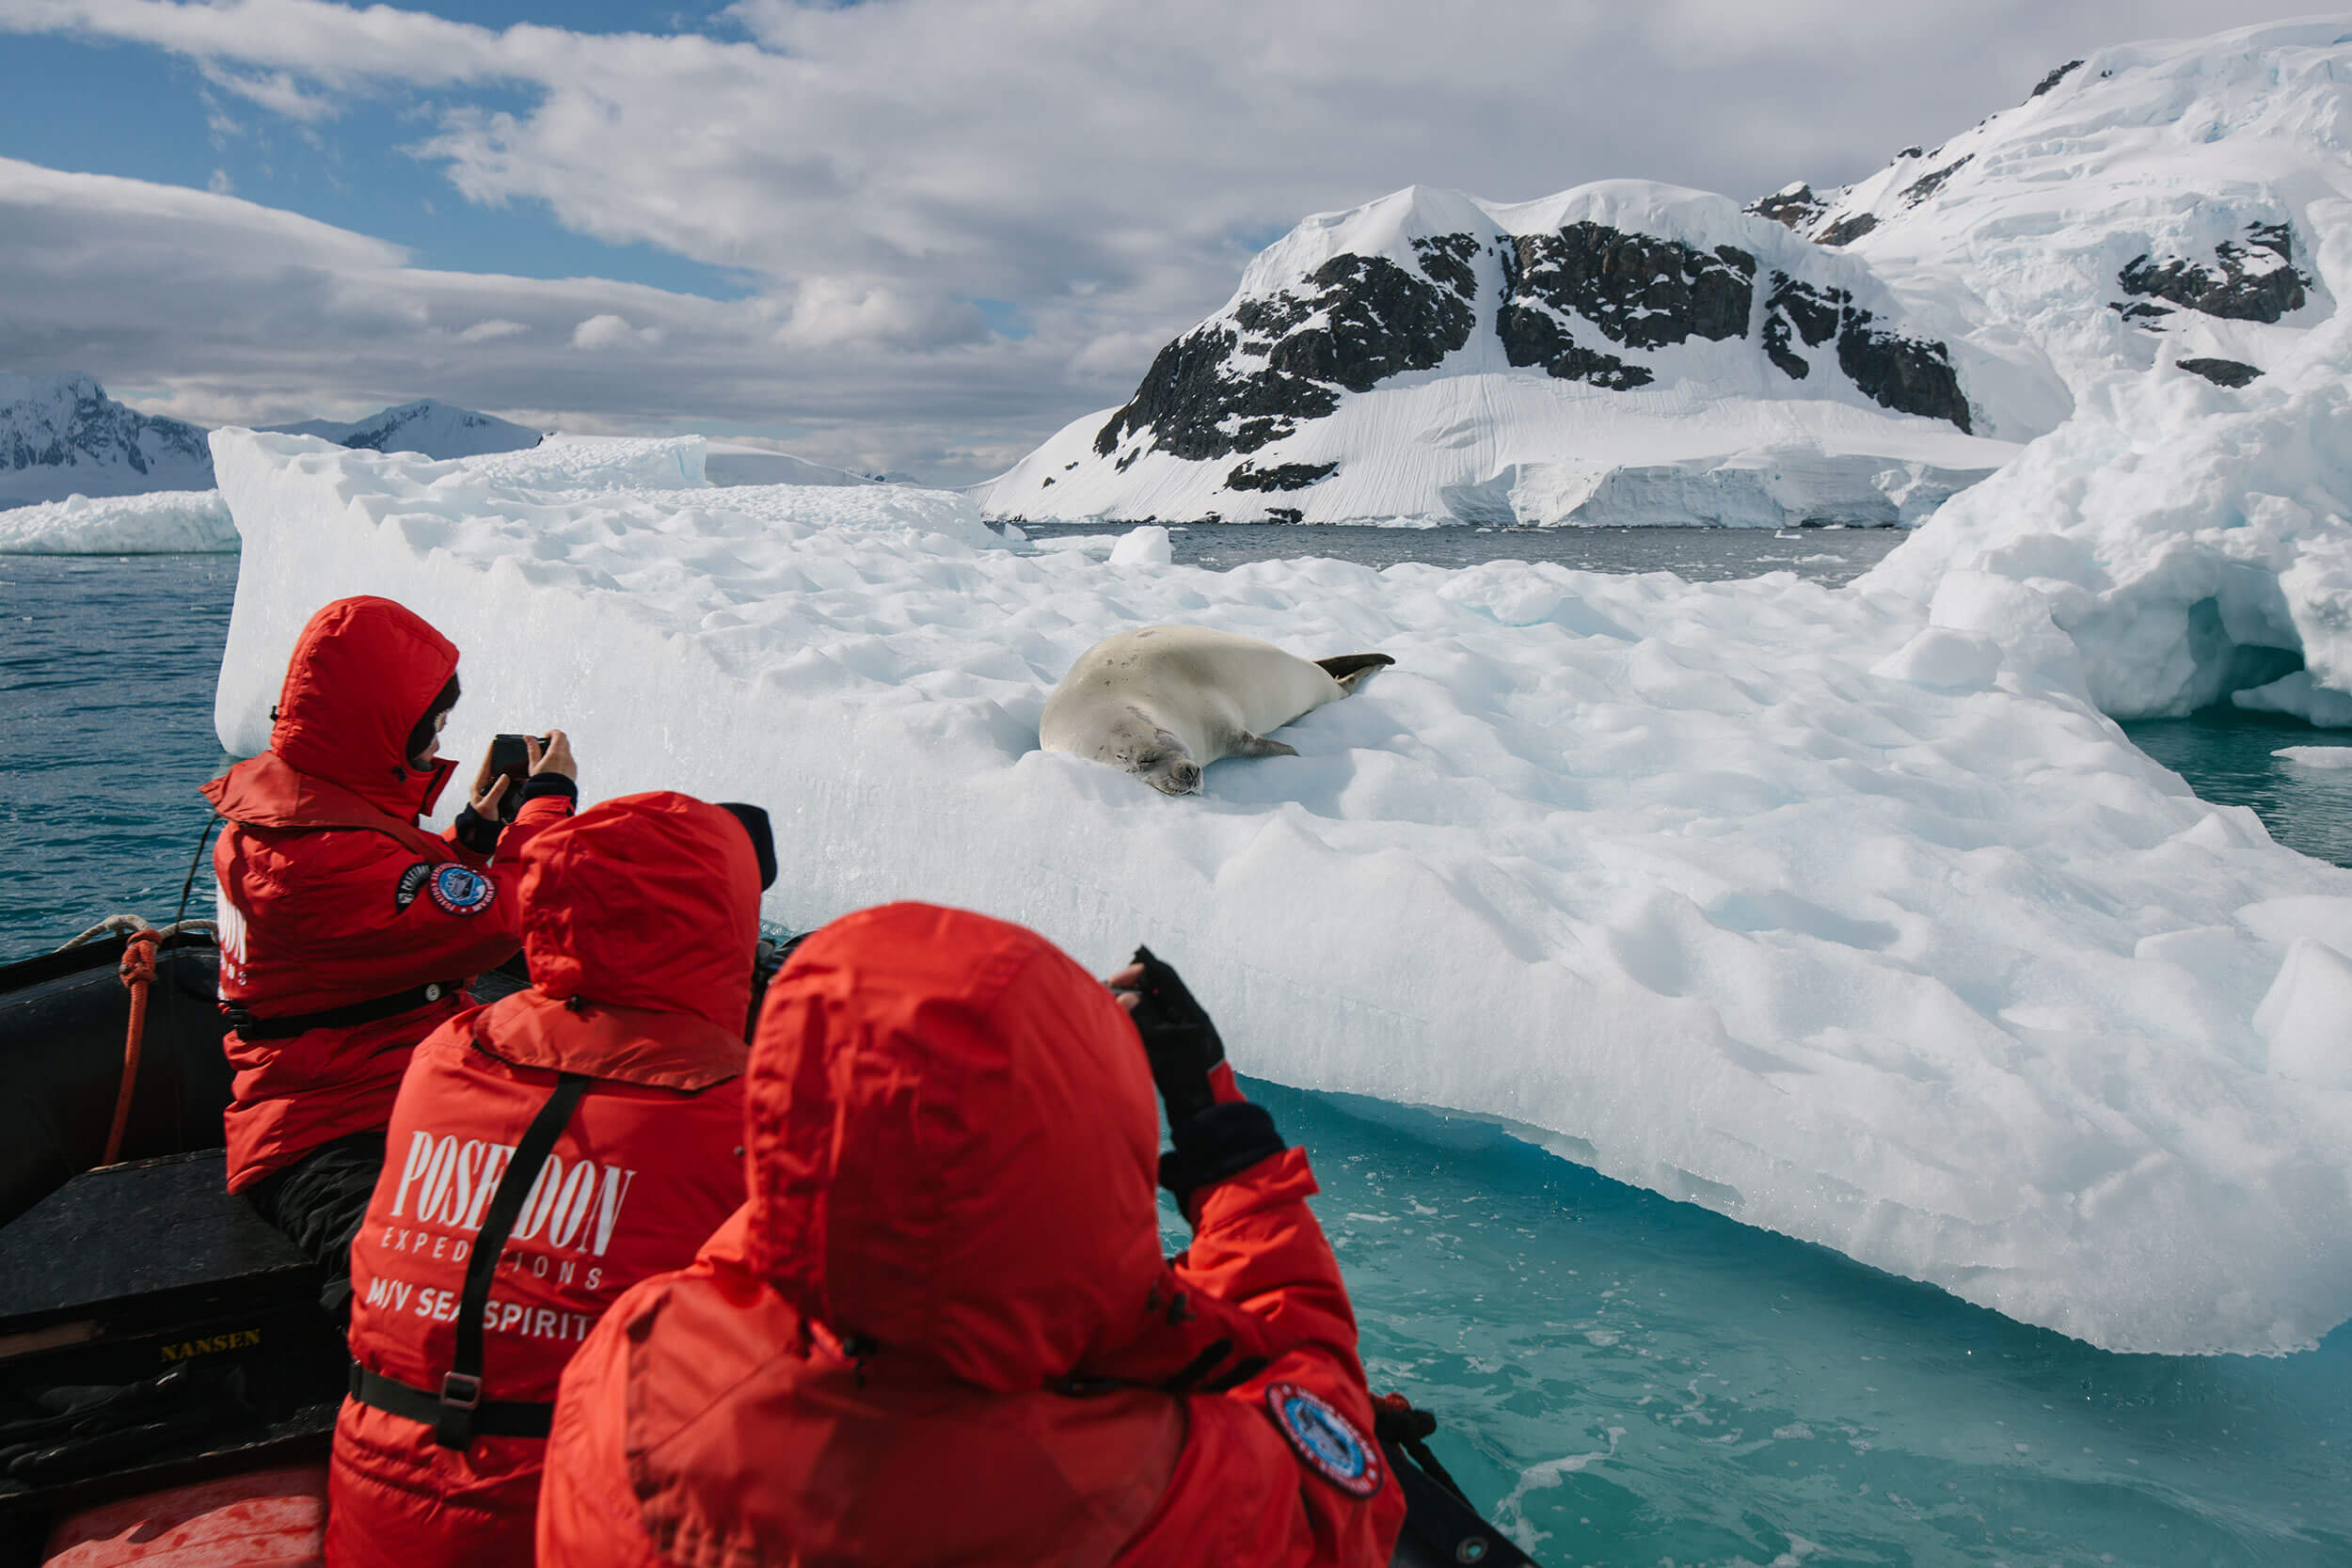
[0,928,232,1227]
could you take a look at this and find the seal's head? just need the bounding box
[1136,751,1204,796]
[1095,709,1201,795]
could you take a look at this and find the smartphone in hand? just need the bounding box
[485,734,546,820]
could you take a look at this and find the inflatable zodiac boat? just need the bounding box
[0,920,1536,1567]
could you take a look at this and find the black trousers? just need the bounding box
[241,1130,386,1313]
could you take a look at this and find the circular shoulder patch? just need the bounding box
[427,863,496,916]
[1263,1382,1383,1498]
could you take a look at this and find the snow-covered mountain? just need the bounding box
[263,399,541,460]
[0,373,214,509]
[988,18,2347,528]
[1757,26,2338,407]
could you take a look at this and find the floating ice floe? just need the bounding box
[210,429,2352,1355]
[2274,746,2352,769]
[0,489,237,554]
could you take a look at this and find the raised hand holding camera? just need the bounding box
[1108,944,1238,1124]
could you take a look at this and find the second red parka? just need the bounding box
[536,901,1405,1568]
[203,595,571,1192]
[330,791,761,1568]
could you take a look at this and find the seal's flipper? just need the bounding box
[1316,653,1395,693]
[1232,733,1300,759]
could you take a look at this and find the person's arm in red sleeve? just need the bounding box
[1114,948,1402,1567]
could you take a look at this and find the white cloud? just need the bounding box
[570,313,663,351]
[0,157,1086,480]
[207,166,234,195]
[0,0,2328,479]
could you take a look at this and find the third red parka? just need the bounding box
[535,902,1405,1568]
[204,596,571,1192]
[331,791,761,1568]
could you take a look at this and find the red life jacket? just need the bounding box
[536,902,1405,1568]
[331,791,761,1568]
[201,595,571,1191]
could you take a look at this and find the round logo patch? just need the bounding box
[1264,1382,1383,1497]
[426,863,496,916]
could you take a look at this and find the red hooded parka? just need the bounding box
[330,791,762,1568]
[202,596,572,1192]
[534,902,1405,1568]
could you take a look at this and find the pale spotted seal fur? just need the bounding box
[1040,625,1393,795]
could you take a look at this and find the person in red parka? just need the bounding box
[328,790,775,1568]
[535,902,1406,1568]
[202,595,578,1288]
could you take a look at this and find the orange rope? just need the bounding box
[105,929,161,1166]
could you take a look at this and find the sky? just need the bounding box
[0,0,2331,483]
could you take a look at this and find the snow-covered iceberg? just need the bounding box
[211,428,2352,1356]
[0,489,235,553]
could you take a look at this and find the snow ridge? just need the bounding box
[262,399,543,460]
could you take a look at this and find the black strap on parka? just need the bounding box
[346,1070,590,1449]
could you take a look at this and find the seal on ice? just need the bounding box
[1041,626,1393,795]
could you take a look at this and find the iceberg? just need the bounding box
[0,489,236,554]
[211,428,2352,1356]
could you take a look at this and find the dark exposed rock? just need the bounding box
[2031,59,2083,98]
[1096,252,1471,461]
[1495,304,1655,389]
[1815,212,1880,247]
[1267,507,1304,524]
[1227,460,1338,491]
[1896,147,1924,160]
[1265,255,1477,391]
[1411,233,1482,299]
[2179,356,2263,388]
[1762,273,1845,380]
[2113,300,2173,325]
[1501,224,1755,351]
[1900,154,1973,208]
[1747,184,1827,232]
[2119,224,2310,323]
[1837,307,1971,431]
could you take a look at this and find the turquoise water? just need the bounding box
[4,546,2349,1565]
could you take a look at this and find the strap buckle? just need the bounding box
[432,1370,483,1449]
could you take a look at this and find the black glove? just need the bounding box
[1124,945,1227,1125]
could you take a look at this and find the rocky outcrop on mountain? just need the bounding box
[2116,224,2310,325]
[0,373,214,508]
[2178,356,2263,388]
[1747,183,1827,232]
[1094,249,1474,462]
[1226,460,1336,491]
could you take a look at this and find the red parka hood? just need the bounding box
[266,596,459,819]
[519,791,761,1037]
[746,903,1169,1393]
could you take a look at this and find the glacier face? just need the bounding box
[989,19,2351,531]
[0,373,215,510]
[210,428,2352,1355]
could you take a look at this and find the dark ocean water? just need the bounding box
[3,540,2347,1565]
